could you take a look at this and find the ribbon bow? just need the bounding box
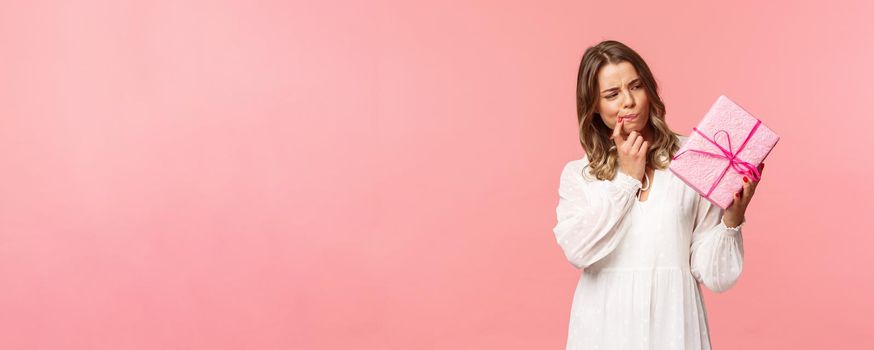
[672,120,763,199]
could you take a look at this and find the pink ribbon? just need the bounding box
[672,120,763,199]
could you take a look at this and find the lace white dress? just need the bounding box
[552,136,746,350]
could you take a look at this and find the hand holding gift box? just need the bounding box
[669,95,780,210]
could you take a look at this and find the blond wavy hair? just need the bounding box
[575,40,682,181]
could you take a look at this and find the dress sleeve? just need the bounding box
[551,160,642,269]
[689,194,746,293]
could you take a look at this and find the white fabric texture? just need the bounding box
[552,136,745,350]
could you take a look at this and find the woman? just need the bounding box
[552,40,765,349]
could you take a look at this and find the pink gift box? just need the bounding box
[669,95,780,209]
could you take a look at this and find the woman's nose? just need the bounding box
[622,90,635,108]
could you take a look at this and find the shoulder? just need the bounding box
[561,154,589,174]
[560,154,593,186]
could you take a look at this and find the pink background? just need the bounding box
[1,0,871,349]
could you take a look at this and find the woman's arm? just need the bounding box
[689,196,746,293]
[552,160,641,269]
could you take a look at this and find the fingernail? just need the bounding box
[735,191,740,197]
[743,177,748,183]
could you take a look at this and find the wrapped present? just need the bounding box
[669,95,779,209]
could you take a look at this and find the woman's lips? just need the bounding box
[620,114,638,121]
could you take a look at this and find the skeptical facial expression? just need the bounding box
[596,61,650,136]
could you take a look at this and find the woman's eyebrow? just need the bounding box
[601,78,641,93]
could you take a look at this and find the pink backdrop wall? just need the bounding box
[1,0,871,348]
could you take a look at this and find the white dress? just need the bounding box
[552,135,746,350]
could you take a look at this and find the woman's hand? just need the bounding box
[611,118,649,181]
[724,162,766,227]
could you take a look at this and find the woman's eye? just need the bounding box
[606,94,617,99]
[632,84,642,90]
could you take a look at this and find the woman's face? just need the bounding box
[595,61,650,136]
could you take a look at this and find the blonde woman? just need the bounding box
[552,40,765,349]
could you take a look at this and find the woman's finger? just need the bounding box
[612,118,626,146]
[742,175,755,193]
[631,133,643,154]
[624,130,639,150]
[742,180,753,203]
[732,187,741,203]
[730,189,741,209]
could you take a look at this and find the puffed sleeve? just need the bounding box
[689,194,746,293]
[551,159,642,269]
